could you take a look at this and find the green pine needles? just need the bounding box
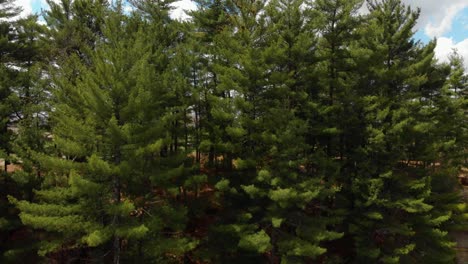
[0,0,466,263]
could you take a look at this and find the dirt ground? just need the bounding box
[0,159,22,173]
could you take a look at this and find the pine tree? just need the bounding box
[189,0,238,168]
[7,15,50,198]
[10,15,49,156]
[187,0,248,261]
[346,0,463,262]
[312,0,363,159]
[190,0,345,262]
[44,0,108,67]
[237,0,345,261]
[10,3,196,262]
[432,52,467,168]
[308,1,365,261]
[1,1,107,262]
[409,51,468,263]
[1,0,465,262]
[0,2,50,262]
[0,0,21,171]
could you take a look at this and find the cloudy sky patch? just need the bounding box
[402,0,468,68]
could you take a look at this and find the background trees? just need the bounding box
[0,1,50,262]
[0,0,21,165]
[1,0,466,263]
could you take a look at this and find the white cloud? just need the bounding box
[435,37,468,69]
[170,0,196,20]
[400,1,468,69]
[400,0,468,37]
[16,0,33,17]
[424,3,468,38]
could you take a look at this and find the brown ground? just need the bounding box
[0,159,22,173]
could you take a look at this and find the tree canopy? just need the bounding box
[0,0,466,263]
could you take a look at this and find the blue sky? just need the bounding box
[450,7,468,43]
[14,0,468,69]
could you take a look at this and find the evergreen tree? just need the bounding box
[187,0,249,261]
[236,0,344,262]
[191,0,344,262]
[309,1,365,260]
[346,0,463,262]
[0,0,21,171]
[10,3,196,262]
[1,0,465,262]
[44,0,108,68]
[189,0,238,168]
[312,0,363,159]
[10,15,49,157]
[7,14,50,196]
[411,51,468,263]
[0,3,48,262]
[432,52,467,168]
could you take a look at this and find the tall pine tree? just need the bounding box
[10,2,196,262]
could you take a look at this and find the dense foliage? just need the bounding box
[1,0,466,263]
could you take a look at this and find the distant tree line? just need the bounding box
[0,0,466,263]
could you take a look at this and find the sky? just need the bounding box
[13,0,468,69]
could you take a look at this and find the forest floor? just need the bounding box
[0,159,22,173]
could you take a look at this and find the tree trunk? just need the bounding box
[113,173,121,264]
[113,142,122,264]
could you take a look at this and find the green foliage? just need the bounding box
[1,0,465,263]
[238,230,272,253]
